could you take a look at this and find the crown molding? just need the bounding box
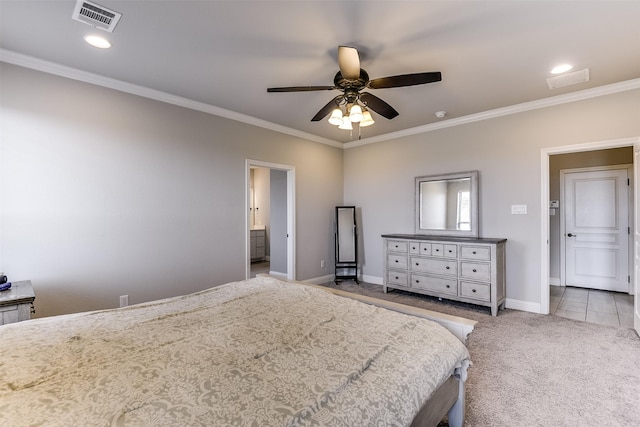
[0,49,343,148]
[344,77,640,149]
[2,49,638,151]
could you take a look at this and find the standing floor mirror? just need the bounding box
[335,206,358,283]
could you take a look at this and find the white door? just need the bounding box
[563,168,629,292]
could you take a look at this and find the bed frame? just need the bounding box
[272,277,476,427]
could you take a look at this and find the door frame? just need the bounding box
[559,165,633,292]
[540,136,640,315]
[245,159,296,281]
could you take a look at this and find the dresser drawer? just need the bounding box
[460,261,491,281]
[387,254,408,269]
[387,240,408,253]
[419,243,432,256]
[460,281,491,302]
[383,236,506,316]
[411,257,457,276]
[411,274,457,296]
[0,304,19,325]
[387,270,408,286]
[460,245,491,260]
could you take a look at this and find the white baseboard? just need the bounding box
[549,277,561,286]
[362,275,383,285]
[268,271,288,279]
[505,298,541,314]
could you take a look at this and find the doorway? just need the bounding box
[245,160,296,281]
[541,137,640,335]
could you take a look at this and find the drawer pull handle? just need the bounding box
[415,280,420,283]
[473,251,477,254]
[412,246,416,250]
[436,249,440,252]
[448,250,452,253]
[472,269,477,273]
[416,263,420,266]
[472,289,477,293]
[446,285,450,288]
[395,276,399,280]
[445,266,450,270]
[395,260,399,263]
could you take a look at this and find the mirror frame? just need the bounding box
[415,170,479,237]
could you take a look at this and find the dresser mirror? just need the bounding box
[415,170,479,237]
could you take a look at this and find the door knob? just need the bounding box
[567,233,576,237]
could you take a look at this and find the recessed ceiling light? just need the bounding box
[550,64,573,74]
[84,34,111,49]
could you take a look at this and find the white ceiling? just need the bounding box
[1,0,639,145]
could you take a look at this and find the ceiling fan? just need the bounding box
[267,46,442,128]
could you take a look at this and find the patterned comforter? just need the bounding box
[0,276,469,426]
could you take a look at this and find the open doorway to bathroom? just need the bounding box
[245,160,296,281]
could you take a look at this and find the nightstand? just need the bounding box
[0,280,35,325]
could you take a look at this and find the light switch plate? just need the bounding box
[511,204,527,215]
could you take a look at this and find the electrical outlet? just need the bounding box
[320,259,326,268]
[119,295,128,307]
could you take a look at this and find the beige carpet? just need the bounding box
[318,281,640,426]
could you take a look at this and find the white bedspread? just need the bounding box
[0,276,469,426]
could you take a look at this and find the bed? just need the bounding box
[0,276,472,426]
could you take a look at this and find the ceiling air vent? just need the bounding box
[546,68,590,90]
[72,0,122,33]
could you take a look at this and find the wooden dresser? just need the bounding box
[0,280,35,325]
[382,234,506,316]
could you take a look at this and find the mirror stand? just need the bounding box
[335,206,358,284]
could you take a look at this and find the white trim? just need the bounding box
[0,49,341,148]
[505,298,540,314]
[345,79,640,149]
[246,159,296,281]
[3,48,639,150]
[267,271,288,279]
[541,137,640,316]
[362,274,383,285]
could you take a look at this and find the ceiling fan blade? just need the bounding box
[368,72,442,89]
[267,86,335,92]
[337,46,361,80]
[359,92,399,119]
[311,95,344,121]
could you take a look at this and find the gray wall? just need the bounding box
[270,169,287,275]
[344,88,640,307]
[0,63,343,317]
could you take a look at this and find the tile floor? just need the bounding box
[250,261,270,278]
[550,285,634,328]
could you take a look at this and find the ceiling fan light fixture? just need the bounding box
[338,115,353,130]
[349,104,363,122]
[328,108,343,125]
[360,110,375,127]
